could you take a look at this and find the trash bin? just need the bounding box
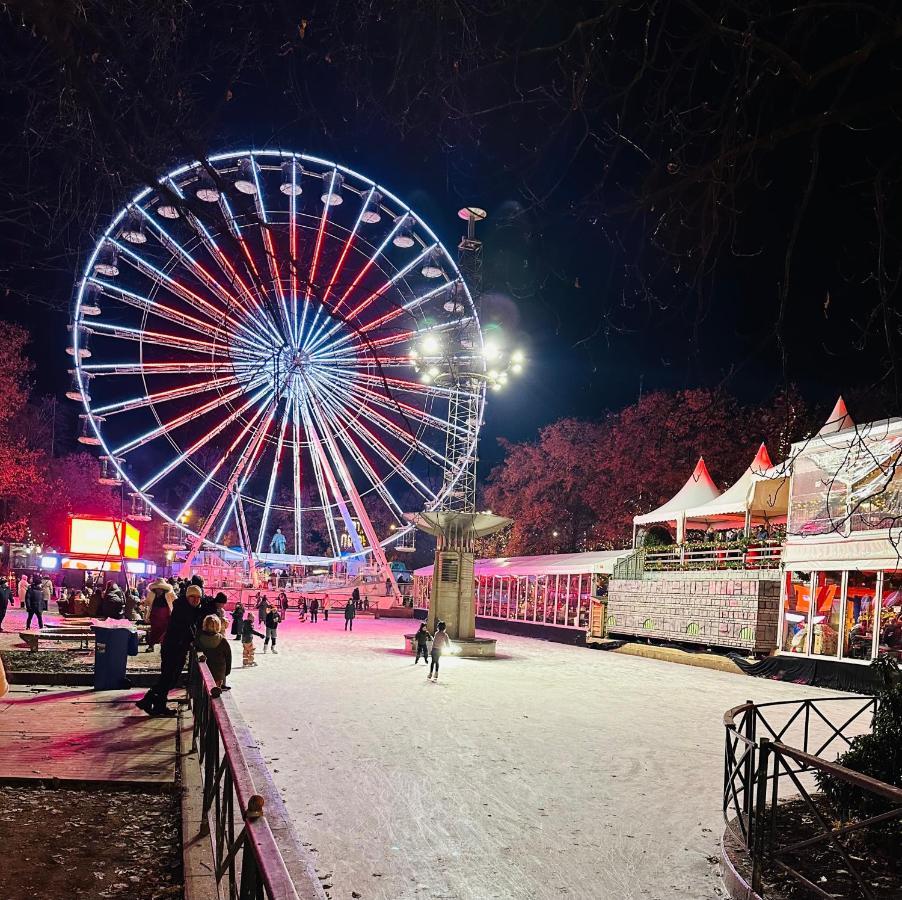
[92,620,140,691]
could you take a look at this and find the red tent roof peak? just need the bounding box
[818,396,854,436]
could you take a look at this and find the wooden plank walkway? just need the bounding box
[0,685,179,788]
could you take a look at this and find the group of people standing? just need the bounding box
[228,596,282,664]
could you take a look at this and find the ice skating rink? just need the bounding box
[233,616,838,900]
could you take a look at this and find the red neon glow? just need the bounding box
[69,517,141,559]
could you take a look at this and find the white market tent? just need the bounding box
[414,549,630,579]
[632,457,721,545]
[683,443,788,530]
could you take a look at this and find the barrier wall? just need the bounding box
[607,569,780,653]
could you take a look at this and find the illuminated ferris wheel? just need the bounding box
[67,150,486,570]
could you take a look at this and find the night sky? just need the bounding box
[1,2,897,472]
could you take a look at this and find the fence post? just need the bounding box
[751,738,771,895]
[743,701,757,823]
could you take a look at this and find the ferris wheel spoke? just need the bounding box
[180,206,284,347]
[290,397,305,557]
[303,375,439,497]
[132,207,274,349]
[214,429,272,545]
[89,278,260,355]
[306,242,438,355]
[302,185,375,351]
[354,372,481,401]
[172,393,275,517]
[185,393,280,559]
[300,400,366,555]
[112,239,266,352]
[249,161,293,346]
[83,320,253,360]
[365,317,475,353]
[309,385,405,518]
[137,381,273,491]
[314,366,463,440]
[298,169,339,351]
[254,401,292,554]
[218,193,282,341]
[288,157,300,348]
[82,361,246,377]
[111,375,268,456]
[357,280,455,335]
[329,213,406,318]
[90,374,243,417]
[299,401,342,558]
[303,391,398,574]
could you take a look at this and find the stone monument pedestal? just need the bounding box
[405,510,511,658]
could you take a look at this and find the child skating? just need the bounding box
[414,622,431,664]
[264,604,281,653]
[428,620,450,681]
[241,611,264,666]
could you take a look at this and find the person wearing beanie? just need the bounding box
[137,581,204,716]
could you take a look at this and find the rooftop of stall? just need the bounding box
[777,402,902,683]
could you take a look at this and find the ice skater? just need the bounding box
[241,611,264,666]
[344,598,356,631]
[414,622,431,664]
[428,621,449,681]
[310,596,319,623]
[264,604,281,653]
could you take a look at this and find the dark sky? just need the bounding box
[2,2,898,474]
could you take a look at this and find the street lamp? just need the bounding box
[410,332,526,392]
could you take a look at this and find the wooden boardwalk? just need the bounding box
[0,685,180,788]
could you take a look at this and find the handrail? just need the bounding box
[187,654,325,900]
[645,541,782,572]
[722,694,892,898]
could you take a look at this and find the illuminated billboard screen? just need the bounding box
[68,517,142,559]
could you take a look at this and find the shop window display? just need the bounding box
[843,571,878,660]
[782,571,812,653]
[879,572,902,658]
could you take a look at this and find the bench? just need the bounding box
[19,630,94,652]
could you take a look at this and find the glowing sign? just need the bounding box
[69,517,142,559]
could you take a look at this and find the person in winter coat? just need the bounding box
[351,587,361,611]
[277,591,288,615]
[263,605,281,653]
[100,583,125,619]
[310,597,319,623]
[196,615,231,689]
[16,574,28,608]
[137,584,204,716]
[231,600,245,641]
[414,623,431,664]
[255,592,268,624]
[24,576,46,630]
[145,577,175,652]
[0,579,10,632]
[344,598,356,631]
[241,612,264,666]
[41,576,54,609]
[428,621,450,682]
[298,597,307,621]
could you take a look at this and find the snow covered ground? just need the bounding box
[232,616,844,900]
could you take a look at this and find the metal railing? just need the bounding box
[646,542,782,571]
[612,548,645,580]
[187,654,323,900]
[722,695,902,898]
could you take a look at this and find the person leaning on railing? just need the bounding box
[136,584,204,717]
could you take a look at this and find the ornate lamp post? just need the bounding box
[406,208,524,656]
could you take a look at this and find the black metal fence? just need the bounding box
[722,694,902,898]
[186,654,322,900]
